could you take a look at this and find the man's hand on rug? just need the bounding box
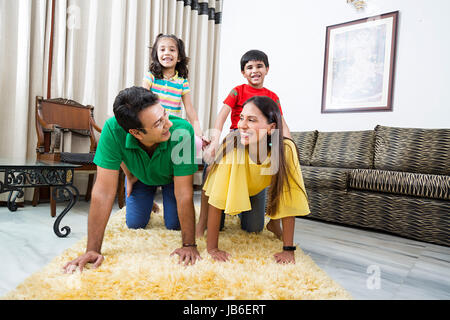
[273,251,295,264]
[207,248,231,262]
[170,247,202,266]
[63,251,104,273]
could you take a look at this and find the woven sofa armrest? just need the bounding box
[349,169,450,200]
[301,166,350,190]
[291,131,318,166]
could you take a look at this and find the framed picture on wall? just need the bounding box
[321,11,399,113]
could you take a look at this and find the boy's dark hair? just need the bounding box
[240,50,269,71]
[149,33,190,79]
[113,86,159,134]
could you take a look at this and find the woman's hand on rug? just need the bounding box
[274,251,295,264]
[207,248,231,262]
[63,251,104,273]
[170,247,202,266]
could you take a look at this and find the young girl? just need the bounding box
[128,34,204,213]
[203,96,310,264]
[143,33,204,144]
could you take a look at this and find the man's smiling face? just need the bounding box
[129,104,173,146]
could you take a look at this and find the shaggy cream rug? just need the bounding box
[4,207,352,300]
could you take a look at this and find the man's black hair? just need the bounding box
[113,86,159,134]
[240,49,269,71]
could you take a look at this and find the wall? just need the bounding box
[216,0,450,133]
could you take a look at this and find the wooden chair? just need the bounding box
[32,96,125,216]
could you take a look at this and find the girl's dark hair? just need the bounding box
[210,96,303,217]
[113,86,159,134]
[149,33,189,79]
[240,50,269,71]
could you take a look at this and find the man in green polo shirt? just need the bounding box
[64,86,200,272]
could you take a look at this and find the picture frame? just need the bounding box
[321,11,399,113]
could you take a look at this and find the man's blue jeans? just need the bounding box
[125,178,180,230]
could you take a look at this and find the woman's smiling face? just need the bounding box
[238,102,275,146]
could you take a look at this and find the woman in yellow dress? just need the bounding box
[203,96,310,264]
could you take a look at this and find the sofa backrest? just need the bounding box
[310,130,375,169]
[374,125,450,175]
[290,131,318,166]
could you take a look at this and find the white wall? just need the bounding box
[216,0,450,132]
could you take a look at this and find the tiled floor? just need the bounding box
[1,190,449,299]
[294,217,450,299]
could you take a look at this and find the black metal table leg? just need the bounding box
[7,189,24,212]
[52,185,79,237]
[1,164,80,237]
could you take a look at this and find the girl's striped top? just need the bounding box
[143,71,190,116]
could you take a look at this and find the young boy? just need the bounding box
[196,49,291,238]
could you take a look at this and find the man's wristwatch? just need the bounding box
[182,243,197,248]
[283,246,296,251]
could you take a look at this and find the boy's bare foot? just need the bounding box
[196,189,209,238]
[266,219,282,240]
[152,202,160,213]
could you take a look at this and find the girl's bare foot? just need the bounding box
[266,219,283,240]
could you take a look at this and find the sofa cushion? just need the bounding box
[349,168,450,200]
[374,125,450,175]
[290,131,318,166]
[310,130,374,169]
[301,166,349,190]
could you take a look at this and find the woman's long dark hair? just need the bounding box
[210,96,302,217]
[149,33,189,79]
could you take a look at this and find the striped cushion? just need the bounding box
[349,169,450,200]
[301,166,349,190]
[374,125,450,175]
[310,131,375,169]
